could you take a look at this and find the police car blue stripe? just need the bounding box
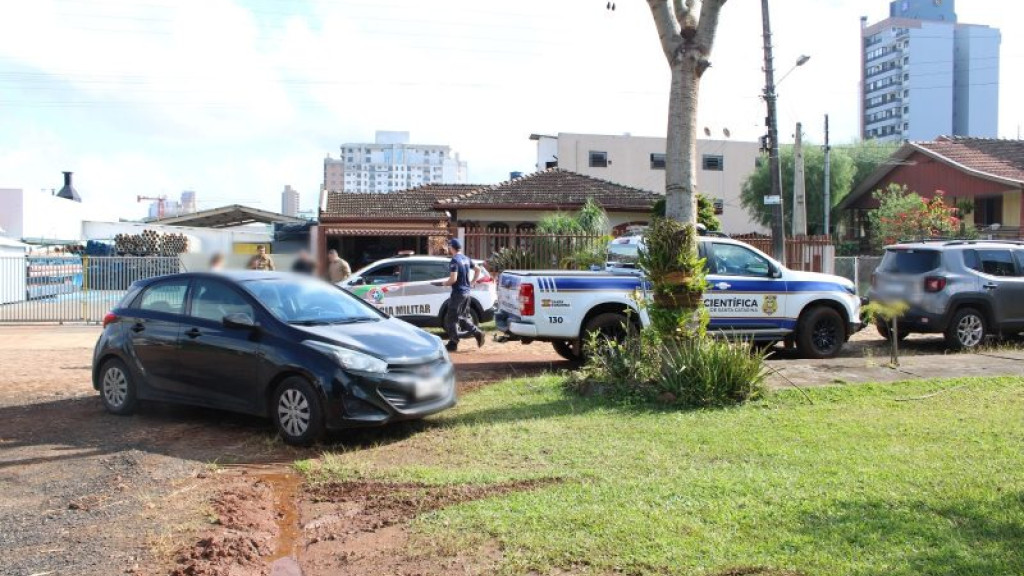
[709,318,797,329]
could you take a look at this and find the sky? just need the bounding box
[1,0,1021,220]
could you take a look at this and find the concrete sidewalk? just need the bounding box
[767,348,1024,389]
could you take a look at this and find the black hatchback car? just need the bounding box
[92,271,456,445]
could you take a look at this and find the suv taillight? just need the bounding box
[102,312,118,328]
[924,276,947,292]
[518,283,535,317]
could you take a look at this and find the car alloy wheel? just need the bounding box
[956,314,984,348]
[812,318,839,354]
[103,366,129,408]
[277,389,311,438]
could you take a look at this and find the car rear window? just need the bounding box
[879,249,940,274]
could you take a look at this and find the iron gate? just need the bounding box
[0,256,181,323]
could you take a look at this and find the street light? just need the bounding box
[778,54,811,85]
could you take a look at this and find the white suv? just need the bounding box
[340,255,497,328]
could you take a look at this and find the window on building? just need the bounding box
[702,154,724,171]
[589,151,608,168]
[650,153,666,170]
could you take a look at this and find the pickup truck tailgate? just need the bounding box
[498,273,523,315]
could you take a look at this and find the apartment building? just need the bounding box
[531,132,766,234]
[323,131,468,194]
[861,0,1000,142]
[281,185,299,218]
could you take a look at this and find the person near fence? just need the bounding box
[209,252,226,272]
[326,249,351,284]
[247,245,275,271]
[291,250,317,276]
[438,238,484,352]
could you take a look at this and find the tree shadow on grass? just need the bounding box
[794,491,1024,575]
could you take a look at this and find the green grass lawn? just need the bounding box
[303,376,1024,575]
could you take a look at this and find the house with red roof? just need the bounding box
[317,169,660,268]
[837,137,1024,244]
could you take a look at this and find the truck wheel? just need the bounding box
[581,312,632,358]
[944,307,987,350]
[797,306,845,359]
[552,340,581,362]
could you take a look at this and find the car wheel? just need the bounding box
[273,377,325,446]
[552,340,581,362]
[797,306,845,359]
[99,358,138,415]
[876,320,909,342]
[581,312,632,358]
[945,307,987,350]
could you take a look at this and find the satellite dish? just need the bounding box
[723,128,731,138]
[703,127,712,137]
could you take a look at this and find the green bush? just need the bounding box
[568,328,768,409]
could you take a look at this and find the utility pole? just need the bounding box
[792,122,807,236]
[823,114,832,236]
[760,0,785,262]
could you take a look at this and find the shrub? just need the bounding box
[568,327,768,409]
[488,246,536,274]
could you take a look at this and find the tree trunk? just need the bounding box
[665,59,700,224]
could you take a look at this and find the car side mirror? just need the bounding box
[223,312,258,330]
[769,264,783,279]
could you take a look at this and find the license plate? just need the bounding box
[881,281,906,294]
[498,292,518,313]
[415,377,447,399]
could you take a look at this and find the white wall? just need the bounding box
[0,188,105,243]
[82,221,270,254]
[458,208,651,232]
[0,253,26,305]
[545,133,766,234]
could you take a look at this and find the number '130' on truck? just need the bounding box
[495,235,864,360]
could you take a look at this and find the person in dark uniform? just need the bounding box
[440,238,484,352]
[291,250,317,276]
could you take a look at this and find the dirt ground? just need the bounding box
[1,324,1022,576]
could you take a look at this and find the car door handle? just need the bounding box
[131,322,145,333]
[185,328,202,339]
[983,283,998,290]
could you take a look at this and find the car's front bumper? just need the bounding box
[325,359,457,429]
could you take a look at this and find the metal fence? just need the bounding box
[463,232,608,272]
[732,234,836,274]
[834,255,883,296]
[0,256,181,323]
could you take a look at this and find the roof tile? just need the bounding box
[436,169,660,210]
[322,184,481,220]
[919,137,1024,183]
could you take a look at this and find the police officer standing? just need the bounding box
[440,238,484,352]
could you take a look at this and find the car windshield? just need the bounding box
[607,242,640,264]
[242,277,383,324]
[880,249,941,274]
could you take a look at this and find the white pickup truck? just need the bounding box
[495,235,863,359]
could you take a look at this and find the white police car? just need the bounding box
[496,235,862,359]
[340,255,497,328]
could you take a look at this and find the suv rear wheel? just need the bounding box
[945,307,987,350]
[876,320,909,342]
[797,306,845,359]
[552,340,581,362]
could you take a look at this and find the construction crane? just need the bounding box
[137,195,168,219]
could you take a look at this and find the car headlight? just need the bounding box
[303,340,388,374]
